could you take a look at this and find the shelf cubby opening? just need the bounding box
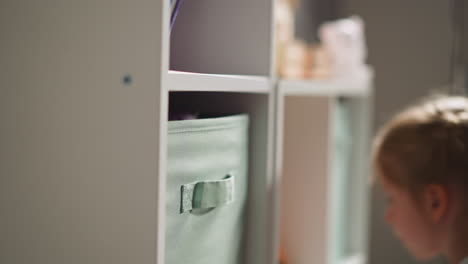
[278,95,371,264]
[170,0,274,76]
[168,91,276,264]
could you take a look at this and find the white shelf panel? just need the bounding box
[340,253,366,264]
[279,68,373,97]
[168,71,271,93]
[279,77,371,97]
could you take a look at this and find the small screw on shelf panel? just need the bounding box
[122,74,133,86]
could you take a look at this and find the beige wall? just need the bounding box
[345,1,452,264]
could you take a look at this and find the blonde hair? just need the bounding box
[373,95,468,200]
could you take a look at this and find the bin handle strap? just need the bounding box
[180,173,235,214]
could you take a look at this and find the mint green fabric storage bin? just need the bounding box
[166,114,249,264]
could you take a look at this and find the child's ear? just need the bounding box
[423,184,448,223]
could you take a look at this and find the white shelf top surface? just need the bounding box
[279,67,374,97]
[168,70,271,93]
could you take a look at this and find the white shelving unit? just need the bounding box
[2,1,372,264]
[276,70,373,264]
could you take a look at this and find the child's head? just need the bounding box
[372,95,468,262]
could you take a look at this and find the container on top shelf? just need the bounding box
[275,0,368,83]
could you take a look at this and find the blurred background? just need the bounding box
[345,1,460,264]
[348,1,461,264]
[279,0,464,263]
